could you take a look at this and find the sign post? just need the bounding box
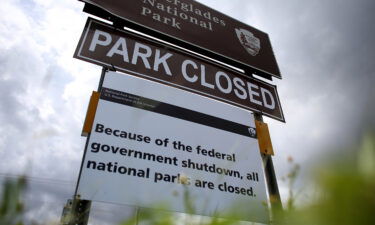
[61,68,108,225]
[76,71,270,223]
[79,0,281,80]
[66,0,286,224]
[74,18,285,122]
[255,113,283,223]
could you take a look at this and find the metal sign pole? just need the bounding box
[60,67,109,225]
[254,113,283,224]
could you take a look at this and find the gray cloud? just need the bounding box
[0,0,374,224]
[202,0,375,201]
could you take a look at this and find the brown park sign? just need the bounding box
[79,0,281,80]
[74,18,285,122]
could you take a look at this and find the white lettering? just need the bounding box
[182,60,198,82]
[131,43,152,69]
[247,82,262,106]
[233,77,247,99]
[200,65,214,89]
[153,50,173,76]
[106,37,129,62]
[143,0,155,6]
[141,7,152,16]
[89,30,112,52]
[261,88,275,109]
[216,71,232,94]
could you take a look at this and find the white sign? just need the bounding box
[77,71,269,223]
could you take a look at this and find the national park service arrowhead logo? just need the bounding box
[235,28,261,56]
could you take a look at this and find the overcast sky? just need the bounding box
[0,0,374,224]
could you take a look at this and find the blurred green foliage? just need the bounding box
[281,156,301,212]
[0,176,26,225]
[1,132,374,225]
[124,132,375,225]
[280,131,375,225]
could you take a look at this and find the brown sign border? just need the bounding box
[74,18,285,122]
[79,0,281,80]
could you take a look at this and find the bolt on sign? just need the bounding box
[74,18,285,122]
[77,71,269,223]
[78,0,281,80]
